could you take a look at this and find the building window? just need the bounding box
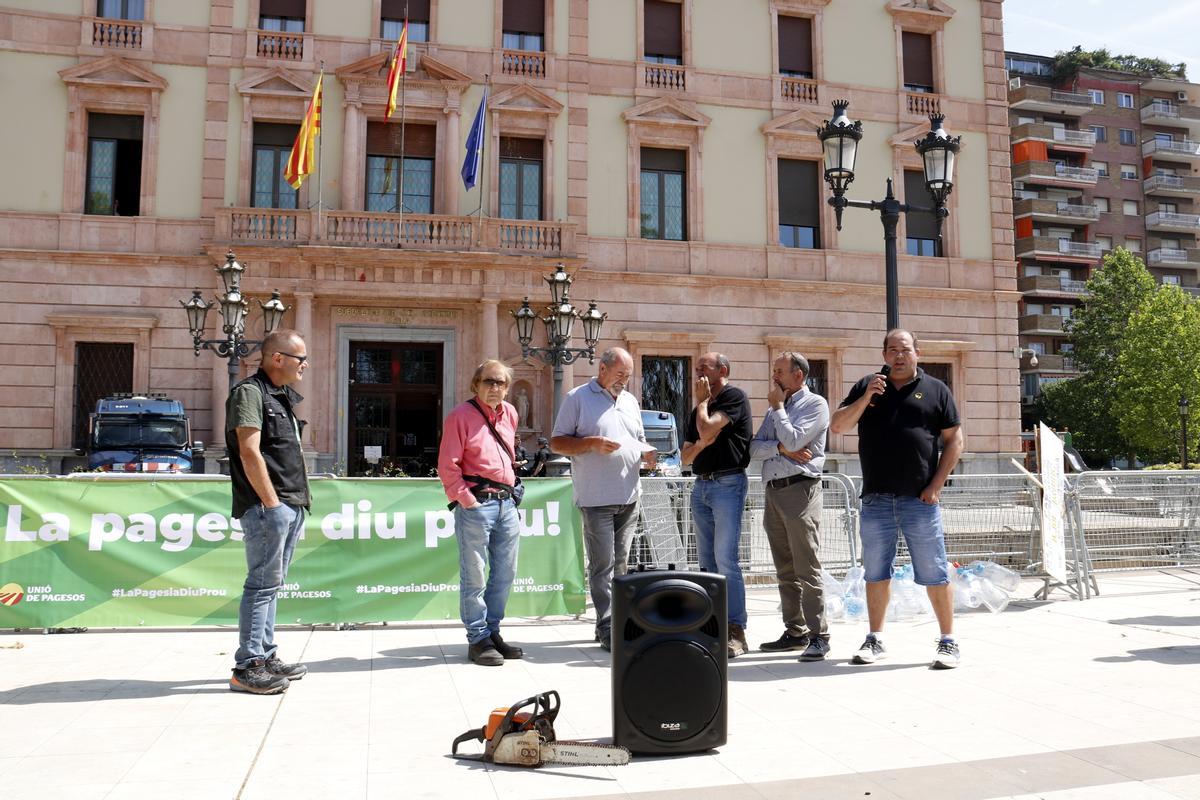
[73,342,134,449]
[1087,89,1104,104]
[644,0,682,64]
[1160,202,1178,214]
[382,0,430,42]
[777,158,820,249]
[641,355,690,444]
[903,170,940,256]
[1117,92,1134,108]
[1118,128,1136,146]
[777,15,813,78]
[923,362,953,393]
[1089,125,1106,142]
[98,0,144,19]
[86,112,142,216]
[1094,197,1109,213]
[1125,237,1141,253]
[805,359,828,400]
[498,136,542,220]
[1120,163,1138,180]
[260,0,304,31]
[1123,199,1138,216]
[1091,161,1108,177]
[1096,235,1112,251]
[640,147,686,240]
[1164,274,1182,285]
[365,121,435,213]
[252,122,299,209]
[1005,55,1052,77]
[901,31,934,92]
[502,0,545,51]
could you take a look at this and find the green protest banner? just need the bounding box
[0,477,585,629]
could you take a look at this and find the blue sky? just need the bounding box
[1002,0,1199,83]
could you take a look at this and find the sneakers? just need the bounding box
[932,638,961,669]
[799,636,831,662]
[264,655,307,681]
[468,639,504,666]
[759,631,809,653]
[490,632,523,660]
[850,635,887,665]
[727,623,749,659]
[230,659,289,694]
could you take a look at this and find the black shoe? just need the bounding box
[759,631,810,652]
[468,640,504,666]
[230,660,289,694]
[799,636,831,662]
[490,633,523,660]
[597,632,612,652]
[265,655,307,681]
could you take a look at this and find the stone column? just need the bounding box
[342,101,363,211]
[479,298,499,358]
[442,106,461,214]
[293,291,315,450]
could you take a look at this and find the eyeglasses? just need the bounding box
[480,378,509,388]
[277,352,309,364]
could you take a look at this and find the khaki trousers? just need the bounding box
[763,477,826,637]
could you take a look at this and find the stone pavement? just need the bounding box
[2,570,1200,800]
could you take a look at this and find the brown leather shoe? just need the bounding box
[728,623,748,659]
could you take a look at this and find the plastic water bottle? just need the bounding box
[978,578,1011,613]
[824,593,846,621]
[844,595,866,619]
[981,562,1021,593]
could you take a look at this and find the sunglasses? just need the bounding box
[480,378,509,388]
[277,351,309,364]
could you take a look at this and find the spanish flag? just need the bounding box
[384,21,408,122]
[284,72,323,190]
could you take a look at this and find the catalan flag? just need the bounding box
[384,20,408,122]
[284,72,323,189]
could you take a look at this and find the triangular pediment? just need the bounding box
[891,121,932,147]
[622,96,711,128]
[336,52,471,86]
[59,55,167,91]
[236,66,313,97]
[419,54,471,84]
[489,84,563,116]
[885,0,955,30]
[761,107,829,138]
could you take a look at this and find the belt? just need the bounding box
[767,472,820,490]
[471,487,513,502]
[693,468,744,481]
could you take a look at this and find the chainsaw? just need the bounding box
[451,690,631,768]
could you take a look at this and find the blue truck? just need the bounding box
[82,394,199,473]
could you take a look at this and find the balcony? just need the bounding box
[1144,174,1200,197]
[641,62,687,92]
[1021,353,1076,373]
[904,91,941,117]
[1017,275,1088,296]
[1142,138,1200,163]
[1012,160,1098,187]
[779,76,818,105]
[501,49,546,79]
[1009,83,1094,115]
[87,17,145,49]
[1147,248,1200,268]
[1015,236,1102,262]
[1019,314,1068,334]
[214,207,577,257]
[1146,211,1200,233]
[1011,123,1096,152]
[1013,197,1099,225]
[1141,101,1200,134]
[253,29,308,61]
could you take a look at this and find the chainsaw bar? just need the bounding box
[541,741,631,767]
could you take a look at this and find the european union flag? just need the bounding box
[461,86,488,190]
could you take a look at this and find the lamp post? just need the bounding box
[511,263,607,423]
[817,100,961,330]
[179,250,290,392]
[1180,394,1190,469]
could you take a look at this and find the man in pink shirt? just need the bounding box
[438,359,524,666]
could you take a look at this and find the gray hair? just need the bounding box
[778,351,809,376]
[599,347,632,367]
[713,353,730,376]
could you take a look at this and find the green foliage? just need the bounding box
[1052,45,1187,84]
[1115,286,1200,461]
[1033,378,1124,465]
[1067,248,1156,376]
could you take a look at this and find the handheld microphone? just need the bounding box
[869,364,891,407]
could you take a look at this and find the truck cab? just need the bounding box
[641,410,682,476]
[83,394,198,473]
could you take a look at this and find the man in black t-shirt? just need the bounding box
[831,329,964,670]
[682,352,754,658]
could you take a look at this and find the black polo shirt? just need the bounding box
[841,368,960,497]
[686,385,753,474]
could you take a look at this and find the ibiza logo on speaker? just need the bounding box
[659,722,686,732]
[0,583,24,606]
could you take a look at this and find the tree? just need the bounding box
[1034,378,1124,466]
[1052,45,1186,85]
[1115,287,1200,462]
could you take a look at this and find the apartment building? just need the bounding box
[1007,51,1200,422]
[0,0,1018,475]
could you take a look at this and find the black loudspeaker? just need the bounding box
[611,568,728,755]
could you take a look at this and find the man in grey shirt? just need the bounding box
[551,347,653,652]
[749,352,831,662]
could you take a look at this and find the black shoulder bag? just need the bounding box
[452,399,525,509]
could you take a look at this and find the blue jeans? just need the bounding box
[235,503,305,669]
[691,472,749,627]
[859,493,950,586]
[454,498,521,645]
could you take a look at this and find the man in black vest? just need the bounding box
[227,329,312,694]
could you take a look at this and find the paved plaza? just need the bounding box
[3,570,1200,800]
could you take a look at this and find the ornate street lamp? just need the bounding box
[512,263,607,422]
[179,250,291,391]
[1180,394,1190,469]
[817,100,961,330]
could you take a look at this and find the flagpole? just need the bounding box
[316,62,324,238]
[398,8,408,244]
[477,73,489,236]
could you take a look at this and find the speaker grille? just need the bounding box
[622,640,723,742]
[700,615,719,639]
[623,617,645,642]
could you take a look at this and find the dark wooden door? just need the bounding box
[348,341,442,476]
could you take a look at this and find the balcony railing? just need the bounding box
[1017,275,1088,295]
[1022,353,1076,372]
[780,76,818,104]
[326,212,474,249]
[1015,236,1101,260]
[492,220,572,254]
[1053,128,1096,147]
[1009,83,1093,112]
[1059,240,1102,258]
[1013,160,1098,185]
[643,62,686,91]
[1146,211,1200,231]
[1143,175,1200,195]
[256,30,305,61]
[225,208,309,242]
[1147,248,1200,266]
[1055,164,1099,182]
[1142,101,1200,125]
[92,18,143,49]
[1019,314,1067,333]
[1142,138,1200,158]
[1014,198,1099,223]
[501,49,546,79]
[1056,202,1099,219]
[905,92,940,116]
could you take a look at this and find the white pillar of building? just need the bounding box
[293,291,315,450]
[480,298,499,358]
